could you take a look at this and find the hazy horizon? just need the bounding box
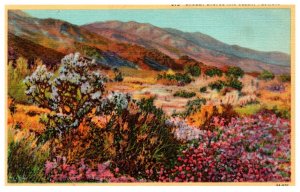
[24,9,291,54]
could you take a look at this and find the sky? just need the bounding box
[24,9,291,54]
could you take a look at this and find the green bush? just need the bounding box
[185,65,201,77]
[183,98,207,117]
[227,78,243,91]
[226,66,244,78]
[157,72,192,85]
[205,68,223,77]
[259,70,275,80]
[8,128,49,183]
[279,74,291,82]
[200,86,207,93]
[209,80,225,91]
[8,58,30,103]
[271,106,291,119]
[173,90,196,98]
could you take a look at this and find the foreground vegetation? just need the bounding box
[7,53,291,183]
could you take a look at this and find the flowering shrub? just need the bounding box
[159,112,290,182]
[24,53,108,142]
[45,157,138,182]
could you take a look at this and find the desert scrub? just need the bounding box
[188,104,237,129]
[204,68,223,77]
[24,53,179,181]
[113,68,123,82]
[209,80,225,91]
[269,106,291,119]
[157,72,192,85]
[86,97,179,180]
[185,64,201,77]
[226,66,244,78]
[8,57,30,103]
[173,90,196,98]
[259,70,275,81]
[278,74,291,82]
[227,78,243,91]
[8,127,49,183]
[182,98,207,117]
[199,86,207,93]
[24,53,108,142]
[209,79,243,92]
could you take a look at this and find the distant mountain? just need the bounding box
[83,21,290,74]
[8,10,181,70]
[8,10,290,74]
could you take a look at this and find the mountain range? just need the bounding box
[8,10,290,74]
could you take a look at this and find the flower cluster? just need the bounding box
[166,117,205,141]
[24,65,53,101]
[45,157,138,183]
[266,83,285,92]
[159,112,290,182]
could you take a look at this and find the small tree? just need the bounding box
[24,53,108,142]
[226,66,244,78]
[259,70,275,81]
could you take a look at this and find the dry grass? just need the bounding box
[123,76,157,84]
[8,104,49,133]
[119,67,158,78]
[188,105,224,127]
[7,70,291,136]
[258,79,291,110]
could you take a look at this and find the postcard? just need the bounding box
[5,4,295,185]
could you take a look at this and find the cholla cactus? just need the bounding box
[98,92,131,116]
[24,53,108,141]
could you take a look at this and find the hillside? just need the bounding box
[8,10,181,70]
[8,33,65,68]
[83,20,290,74]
